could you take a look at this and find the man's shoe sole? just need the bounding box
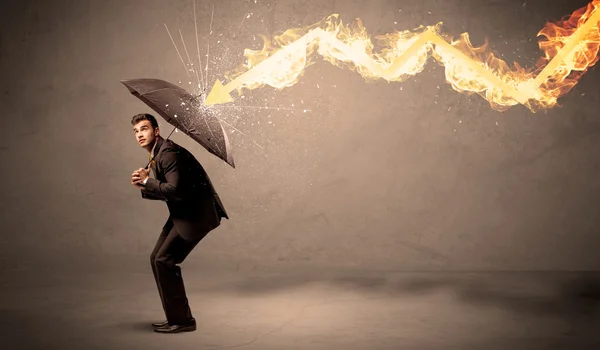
[153,324,197,333]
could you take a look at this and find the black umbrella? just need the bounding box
[121,78,235,168]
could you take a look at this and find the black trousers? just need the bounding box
[150,219,208,324]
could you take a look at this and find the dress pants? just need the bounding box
[150,218,208,325]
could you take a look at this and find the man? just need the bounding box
[130,113,228,334]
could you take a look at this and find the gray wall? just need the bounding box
[1,0,599,272]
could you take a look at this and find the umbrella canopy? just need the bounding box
[121,78,235,168]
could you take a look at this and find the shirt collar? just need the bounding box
[150,137,162,157]
[150,140,157,156]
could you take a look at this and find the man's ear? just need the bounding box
[155,127,160,136]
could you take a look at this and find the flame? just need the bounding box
[222,1,600,112]
[532,0,600,107]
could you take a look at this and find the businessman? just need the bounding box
[130,113,229,334]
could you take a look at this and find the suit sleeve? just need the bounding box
[141,148,185,202]
[140,189,166,201]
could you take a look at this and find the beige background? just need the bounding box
[1,0,599,273]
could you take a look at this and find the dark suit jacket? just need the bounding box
[140,137,228,241]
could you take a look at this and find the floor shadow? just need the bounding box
[218,271,600,321]
[112,320,156,333]
[452,275,600,318]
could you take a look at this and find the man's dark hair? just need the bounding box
[131,113,159,129]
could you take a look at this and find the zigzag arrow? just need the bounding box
[205,6,600,110]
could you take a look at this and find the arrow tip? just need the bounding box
[204,79,234,106]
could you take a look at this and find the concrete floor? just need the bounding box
[2,262,599,350]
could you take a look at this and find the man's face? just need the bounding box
[133,120,159,148]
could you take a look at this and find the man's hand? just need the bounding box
[131,167,150,189]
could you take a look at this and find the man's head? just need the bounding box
[131,113,160,150]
